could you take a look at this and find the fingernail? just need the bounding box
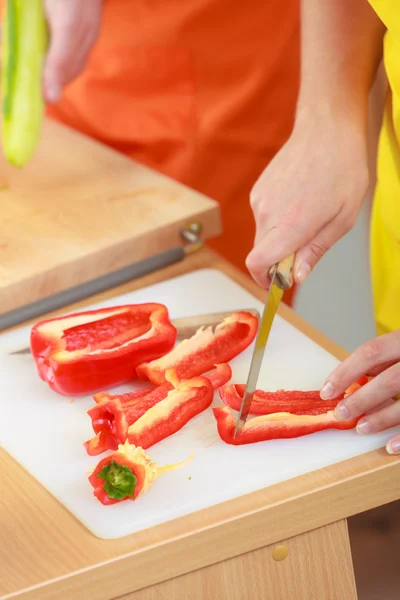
[296,262,311,284]
[386,440,400,455]
[46,83,61,103]
[335,404,350,421]
[356,420,372,435]
[320,381,335,400]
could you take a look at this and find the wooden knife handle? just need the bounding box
[172,308,260,340]
[268,254,295,291]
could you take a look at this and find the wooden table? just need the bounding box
[1,248,399,600]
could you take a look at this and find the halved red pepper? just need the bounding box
[89,441,191,505]
[85,363,231,456]
[213,406,360,446]
[136,311,258,385]
[219,375,371,415]
[30,303,177,396]
[127,370,214,449]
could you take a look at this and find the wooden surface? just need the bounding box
[0,118,221,314]
[122,520,357,600]
[1,249,399,600]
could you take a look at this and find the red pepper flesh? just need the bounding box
[85,364,230,456]
[30,303,177,396]
[136,311,257,385]
[219,375,371,415]
[127,371,214,449]
[219,385,342,414]
[213,406,360,446]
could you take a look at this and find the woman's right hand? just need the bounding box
[246,110,370,290]
[43,0,103,103]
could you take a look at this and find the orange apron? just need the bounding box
[47,0,300,303]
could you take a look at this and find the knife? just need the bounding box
[234,255,295,438]
[9,308,260,355]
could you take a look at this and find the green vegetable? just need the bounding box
[98,460,137,500]
[1,0,47,167]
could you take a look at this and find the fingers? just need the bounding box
[247,196,352,290]
[321,331,400,400]
[43,0,103,103]
[333,362,400,425]
[246,223,301,289]
[387,433,400,455]
[356,401,400,436]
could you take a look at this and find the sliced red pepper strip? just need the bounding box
[85,397,130,456]
[89,441,192,505]
[219,376,370,415]
[127,370,214,449]
[136,311,257,385]
[85,364,229,456]
[93,387,154,406]
[30,303,177,396]
[219,385,342,414]
[213,406,360,446]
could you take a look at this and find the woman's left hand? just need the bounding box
[320,330,400,454]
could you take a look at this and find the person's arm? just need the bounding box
[43,0,103,102]
[246,0,386,289]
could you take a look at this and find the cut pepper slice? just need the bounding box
[30,303,177,396]
[219,385,342,414]
[219,376,371,415]
[127,371,214,449]
[85,364,231,456]
[93,387,154,406]
[137,311,257,385]
[213,406,360,446]
[89,442,191,505]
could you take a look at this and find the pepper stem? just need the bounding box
[98,460,137,500]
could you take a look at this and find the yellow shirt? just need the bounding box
[368,1,400,334]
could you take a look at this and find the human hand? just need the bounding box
[320,330,400,454]
[246,114,369,289]
[43,0,103,103]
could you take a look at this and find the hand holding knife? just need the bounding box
[234,254,295,437]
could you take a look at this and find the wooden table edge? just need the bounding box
[2,248,399,600]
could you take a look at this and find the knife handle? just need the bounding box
[268,254,295,290]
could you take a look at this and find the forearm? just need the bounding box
[296,0,385,129]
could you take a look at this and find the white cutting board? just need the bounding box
[0,269,398,540]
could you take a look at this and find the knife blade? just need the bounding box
[234,255,295,437]
[9,308,260,355]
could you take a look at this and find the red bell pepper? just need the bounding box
[219,385,342,414]
[219,375,371,416]
[127,370,214,449]
[89,441,191,505]
[85,383,172,456]
[213,406,360,446]
[93,386,154,406]
[136,311,258,385]
[85,364,231,456]
[30,303,177,396]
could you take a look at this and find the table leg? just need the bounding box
[118,519,357,600]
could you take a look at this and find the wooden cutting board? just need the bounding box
[0,118,221,314]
